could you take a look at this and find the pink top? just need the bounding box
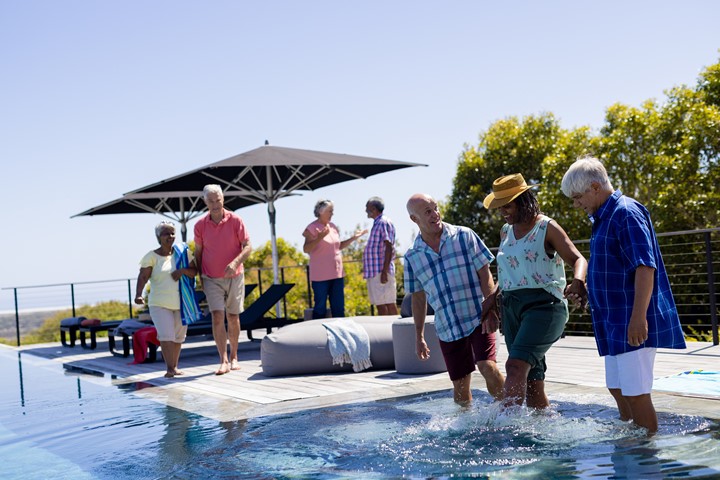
[304,220,343,281]
[194,210,250,278]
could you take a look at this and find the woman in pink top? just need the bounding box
[303,199,366,319]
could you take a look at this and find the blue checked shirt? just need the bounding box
[363,214,396,279]
[588,190,686,356]
[403,223,494,342]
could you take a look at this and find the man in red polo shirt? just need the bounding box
[194,184,252,375]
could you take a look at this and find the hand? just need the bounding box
[134,296,145,305]
[380,271,388,284]
[318,225,330,238]
[481,309,500,334]
[416,338,430,361]
[171,270,182,281]
[627,315,648,347]
[564,278,588,309]
[224,263,237,278]
[356,228,368,238]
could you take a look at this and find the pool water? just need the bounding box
[1,348,719,479]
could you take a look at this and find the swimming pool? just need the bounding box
[1,348,719,479]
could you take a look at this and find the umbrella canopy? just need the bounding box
[73,190,260,241]
[127,145,426,283]
[75,145,426,286]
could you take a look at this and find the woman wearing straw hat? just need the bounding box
[483,173,588,409]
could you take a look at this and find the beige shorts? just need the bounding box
[202,274,245,315]
[149,306,187,343]
[366,273,397,305]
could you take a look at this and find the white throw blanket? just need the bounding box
[323,319,372,372]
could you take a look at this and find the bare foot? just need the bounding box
[164,371,175,378]
[173,369,184,376]
[215,363,230,375]
[230,360,241,371]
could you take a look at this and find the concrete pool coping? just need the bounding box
[11,331,720,423]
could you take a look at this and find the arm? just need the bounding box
[628,265,654,346]
[302,227,326,253]
[225,239,253,278]
[340,228,368,250]
[477,264,499,334]
[546,220,588,307]
[380,240,394,283]
[411,290,430,360]
[134,266,152,305]
[171,259,198,281]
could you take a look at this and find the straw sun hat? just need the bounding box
[482,173,540,209]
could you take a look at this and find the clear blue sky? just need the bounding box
[2,1,719,310]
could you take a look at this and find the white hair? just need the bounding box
[561,157,613,197]
[154,220,176,240]
[313,199,333,218]
[203,184,224,201]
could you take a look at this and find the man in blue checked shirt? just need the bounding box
[404,193,505,406]
[363,197,399,316]
[562,157,686,434]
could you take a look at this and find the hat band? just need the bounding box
[493,186,526,199]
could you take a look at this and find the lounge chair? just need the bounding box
[110,283,296,358]
[186,283,301,341]
[60,316,87,347]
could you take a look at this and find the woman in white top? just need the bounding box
[134,221,197,378]
[484,173,587,409]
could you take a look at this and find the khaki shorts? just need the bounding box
[202,274,245,315]
[149,306,187,343]
[366,273,397,305]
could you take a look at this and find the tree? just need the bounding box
[446,113,581,242]
[447,57,720,241]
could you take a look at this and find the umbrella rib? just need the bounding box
[201,171,268,202]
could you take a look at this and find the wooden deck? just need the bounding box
[17,326,720,422]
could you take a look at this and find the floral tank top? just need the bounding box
[496,215,567,301]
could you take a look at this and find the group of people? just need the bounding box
[404,157,685,434]
[133,156,686,434]
[134,185,402,378]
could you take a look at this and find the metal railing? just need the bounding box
[2,228,718,346]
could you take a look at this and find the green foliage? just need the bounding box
[244,237,311,320]
[446,57,720,244]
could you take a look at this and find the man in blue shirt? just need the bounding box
[404,193,505,406]
[561,157,686,434]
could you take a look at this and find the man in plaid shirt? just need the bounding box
[404,193,505,406]
[562,157,686,434]
[363,197,399,315]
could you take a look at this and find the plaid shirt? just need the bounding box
[403,223,494,342]
[363,214,396,279]
[588,190,686,356]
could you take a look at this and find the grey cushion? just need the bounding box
[392,317,447,374]
[60,316,86,327]
[260,316,395,377]
[399,293,434,318]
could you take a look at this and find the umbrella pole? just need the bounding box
[268,201,282,318]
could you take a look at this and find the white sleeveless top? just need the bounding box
[496,215,567,301]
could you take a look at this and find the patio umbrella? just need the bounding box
[125,145,426,284]
[73,190,260,242]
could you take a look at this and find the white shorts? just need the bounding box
[366,273,397,305]
[605,347,657,396]
[149,306,187,343]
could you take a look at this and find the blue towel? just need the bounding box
[173,243,202,325]
[653,370,720,397]
[323,319,372,372]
